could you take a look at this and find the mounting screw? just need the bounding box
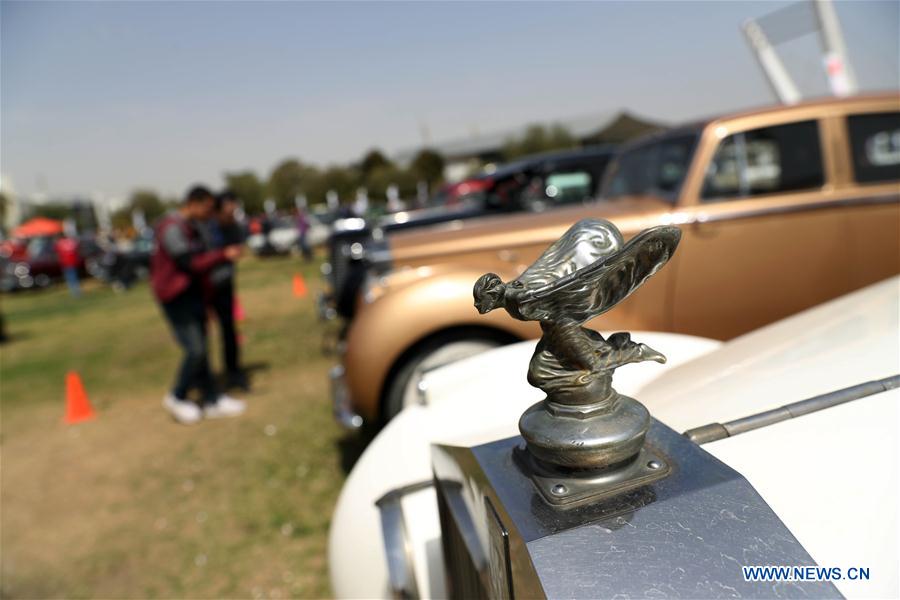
[551,484,568,495]
[647,460,662,470]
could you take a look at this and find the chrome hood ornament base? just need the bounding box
[474,219,681,498]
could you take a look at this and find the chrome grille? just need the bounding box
[437,484,490,600]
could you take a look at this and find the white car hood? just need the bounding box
[639,277,899,599]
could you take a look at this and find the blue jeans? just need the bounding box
[63,267,81,297]
[162,292,218,404]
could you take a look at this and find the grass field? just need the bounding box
[1,255,359,599]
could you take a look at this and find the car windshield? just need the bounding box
[602,132,699,201]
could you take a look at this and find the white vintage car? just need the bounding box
[246,214,331,255]
[329,277,899,599]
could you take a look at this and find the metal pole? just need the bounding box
[742,19,802,104]
[813,0,858,96]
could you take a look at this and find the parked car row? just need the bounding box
[246,212,332,257]
[320,93,899,429]
[0,235,103,292]
[320,145,617,320]
[322,93,899,600]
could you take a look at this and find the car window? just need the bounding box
[518,170,594,212]
[702,120,824,201]
[604,134,698,202]
[545,171,592,202]
[847,112,900,184]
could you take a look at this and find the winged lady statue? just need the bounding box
[474,219,681,470]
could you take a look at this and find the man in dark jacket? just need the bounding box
[151,186,244,424]
[203,190,247,390]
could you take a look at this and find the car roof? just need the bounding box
[619,92,899,152]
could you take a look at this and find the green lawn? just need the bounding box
[0,256,358,599]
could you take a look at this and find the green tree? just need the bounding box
[29,202,72,221]
[0,191,8,226]
[224,171,266,214]
[503,124,577,160]
[108,190,173,230]
[410,149,445,191]
[304,166,362,206]
[365,165,417,200]
[359,149,393,178]
[128,189,167,221]
[268,159,319,209]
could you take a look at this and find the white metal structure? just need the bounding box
[743,0,858,104]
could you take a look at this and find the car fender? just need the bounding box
[343,266,535,422]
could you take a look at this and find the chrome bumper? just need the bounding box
[330,364,363,430]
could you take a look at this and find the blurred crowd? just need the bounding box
[0,193,332,295]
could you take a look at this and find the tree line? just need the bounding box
[17,123,581,230]
[225,147,445,216]
[103,147,447,229]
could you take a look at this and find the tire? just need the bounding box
[382,329,515,423]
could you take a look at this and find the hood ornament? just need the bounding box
[474,219,681,505]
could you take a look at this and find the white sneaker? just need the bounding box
[203,394,246,419]
[163,394,202,425]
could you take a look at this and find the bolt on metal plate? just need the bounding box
[514,445,672,509]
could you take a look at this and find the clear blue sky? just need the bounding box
[2,0,897,203]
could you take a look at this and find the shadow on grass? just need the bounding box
[215,361,271,391]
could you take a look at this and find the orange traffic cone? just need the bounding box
[233,296,246,322]
[293,274,308,298]
[64,371,96,424]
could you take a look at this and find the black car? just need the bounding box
[322,145,616,320]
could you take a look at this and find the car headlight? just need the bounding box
[13,262,30,277]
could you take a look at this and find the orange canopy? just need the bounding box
[12,217,64,238]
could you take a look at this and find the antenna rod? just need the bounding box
[684,374,900,444]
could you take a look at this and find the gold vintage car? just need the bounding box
[332,94,900,429]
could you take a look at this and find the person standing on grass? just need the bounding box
[202,190,248,391]
[151,185,246,424]
[54,234,81,297]
[295,206,312,262]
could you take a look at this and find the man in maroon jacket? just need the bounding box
[152,186,244,424]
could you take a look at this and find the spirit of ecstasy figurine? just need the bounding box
[474,219,681,472]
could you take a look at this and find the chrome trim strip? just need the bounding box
[375,480,434,600]
[330,365,362,430]
[691,192,898,225]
